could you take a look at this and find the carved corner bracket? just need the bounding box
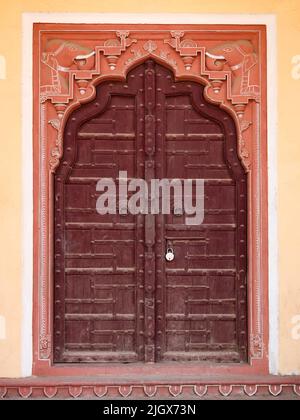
[164,31,261,172]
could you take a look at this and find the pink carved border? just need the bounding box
[1,377,300,399]
[32,24,269,378]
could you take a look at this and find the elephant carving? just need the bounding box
[40,39,95,100]
[206,40,260,99]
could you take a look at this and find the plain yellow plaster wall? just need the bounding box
[0,0,299,377]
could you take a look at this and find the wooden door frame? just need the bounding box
[31,21,270,382]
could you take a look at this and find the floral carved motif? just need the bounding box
[39,334,51,360]
[48,106,65,172]
[250,333,264,359]
[143,40,158,54]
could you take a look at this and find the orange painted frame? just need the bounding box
[32,24,268,378]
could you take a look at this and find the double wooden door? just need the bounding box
[54,60,247,364]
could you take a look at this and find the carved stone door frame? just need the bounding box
[33,23,269,378]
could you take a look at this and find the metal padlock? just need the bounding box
[165,248,175,262]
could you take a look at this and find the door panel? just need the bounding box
[154,64,247,362]
[54,60,247,364]
[54,65,146,363]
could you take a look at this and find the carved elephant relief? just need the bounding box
[206,40,260,99]
[41,39,95,98]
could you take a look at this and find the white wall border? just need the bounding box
[21,14,34,377]
[21,12,278,377]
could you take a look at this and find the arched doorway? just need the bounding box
[53,59,247,364]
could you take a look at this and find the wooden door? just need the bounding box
[54,60,247,364]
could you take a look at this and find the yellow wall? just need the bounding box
[0,0,300,377]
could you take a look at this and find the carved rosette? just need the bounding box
[39,334,51,360]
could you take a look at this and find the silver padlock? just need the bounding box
[165,248,175,262]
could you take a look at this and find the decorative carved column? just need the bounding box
[143,60,156,363]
